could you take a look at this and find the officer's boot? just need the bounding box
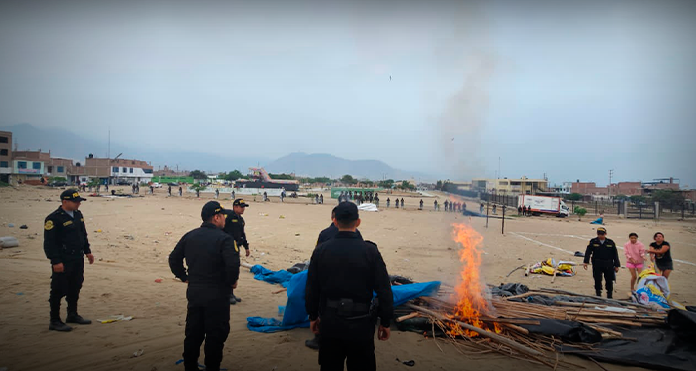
[49,300,72,331]
[305,334,320,350]
[66,303,92,325]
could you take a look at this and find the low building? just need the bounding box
[472,176,547,195]
[0,131,12,183]
[11,150,50,183]
[87,156,154,185]
[570,181,608,196]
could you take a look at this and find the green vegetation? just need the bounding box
[397,180,416,191]
[629,195,647,204]
[574,206,587,220]
[0,181,9,187]
[377,179,394,189]
[650,189,685,209]
[221,170,248,181]
[567,193,583,201]
[189,183,207,192]
[298,176,332,184]
[48,176,68,183]
[189,170,207,180]
[341,174,357,185]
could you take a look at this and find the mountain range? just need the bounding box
[0,123,433,181]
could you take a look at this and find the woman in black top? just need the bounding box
[648,232,673,279]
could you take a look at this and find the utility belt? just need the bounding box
[325,298,373,320]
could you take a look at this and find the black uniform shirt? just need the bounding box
[316,223,362,246]
[306,231,393,329]
[584,237,621,267]
[223,211,249,250]
[169,222,240,288]
[44,207,91,265]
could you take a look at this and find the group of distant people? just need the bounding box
[337,191,379,206]
[517,205,533,216]
[385,197,403,208]
[438,200,466,213]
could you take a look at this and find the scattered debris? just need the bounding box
[97,315,133,324]
[19,225,28,229]
[131,349,144,358]
[7,223,14,228]
[396,358,415,367]
[0,236,19,248]
[154,279,163,283]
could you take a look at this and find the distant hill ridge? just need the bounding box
[0,124,431,180]
[264,152,428,180]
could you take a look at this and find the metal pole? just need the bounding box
[486,201,490,228]
[501,205,506,234]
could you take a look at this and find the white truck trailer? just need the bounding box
[518,195,570,217]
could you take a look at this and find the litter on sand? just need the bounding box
[0,236,19,248]
[97,315,133,324]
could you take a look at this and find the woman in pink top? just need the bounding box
[624,232,646,292]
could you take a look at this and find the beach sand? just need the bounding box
[1,185,694,370]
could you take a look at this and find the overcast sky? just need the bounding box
[1,0,694,186]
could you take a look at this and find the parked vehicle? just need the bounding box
[518,195,570,217]
[152,182,162,188]
[116,180,131,186]
[48,181,68,187]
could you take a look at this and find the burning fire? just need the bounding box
[449,223,501,336]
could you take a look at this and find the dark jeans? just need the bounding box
[49,259,84,321]
[183,298,230,371]
[593,265,615,296]
[319,337,375,371]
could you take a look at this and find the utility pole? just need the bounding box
[609,169,614,197]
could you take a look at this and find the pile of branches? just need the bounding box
[396,286,668,369]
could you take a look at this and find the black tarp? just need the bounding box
[561,308,696,371]
[519,319,602,343]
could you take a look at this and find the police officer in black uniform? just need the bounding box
[583,227,620,298]
[305,202,393,371]
[169,201,240,371]
[44,189,94,332]
[223,199,251,304]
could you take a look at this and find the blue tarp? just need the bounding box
[590,217,604,225]
[250,264,295,288]
[247,269,440,333]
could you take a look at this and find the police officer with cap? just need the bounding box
[223,198,251,305]
[169,201,240,371]
[583,227,620,298]
[44,189,94,332]
[306,202,393,371]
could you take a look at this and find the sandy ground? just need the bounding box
[1,185,694,371]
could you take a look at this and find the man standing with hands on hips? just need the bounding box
[306,202,393,371]
[583,227,621,299]
[224,198,251,304]
[44,189,94,332]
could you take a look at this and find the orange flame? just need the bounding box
[449,223,501,336]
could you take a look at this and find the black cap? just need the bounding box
[335,201,359,222]
[60,189,87,202]
[233,198,250,208]
[201,201,230,221]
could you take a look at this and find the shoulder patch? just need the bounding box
[44,220,54,230]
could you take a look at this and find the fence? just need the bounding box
[480,192,518,208]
